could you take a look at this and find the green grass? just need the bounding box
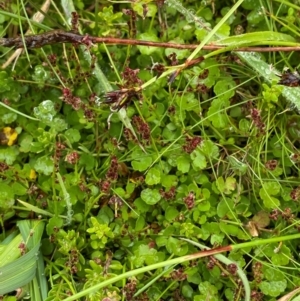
[1,0,300,300]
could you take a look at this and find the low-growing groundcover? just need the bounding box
[1,0,300,300]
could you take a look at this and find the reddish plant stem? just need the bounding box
[1,30,300,52]
[190,245,232,258]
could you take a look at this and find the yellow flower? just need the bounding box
[0,127,18,146]
[29,169,37,180]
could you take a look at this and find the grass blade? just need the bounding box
[0,234,23,266]
[17,199,55,217]
[0,243,40,295]
[0,220,45,295]
[184,0,245,62]
[181,238,250,301]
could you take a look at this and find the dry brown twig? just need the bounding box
[1,0,51,69]
[1,29,300,54]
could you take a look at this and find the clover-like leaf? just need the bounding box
[34,100,56,122]
[0,71,14,92]
[65,128,81,143]
[131,244,159,267]
[0,183,15,209]
[177,155,190,173]
[165,206,179,222]
[216,176,236,194]
[0,146,19,165]
[34,156,54,176]
[145,167,161,185]
[214,78,236,100]
[166,237,188,256]
[259,280,287,297]
[191,149,207,170]
[131,150,153,171]
[207,98,230,128]
[271,245,291,266]
[141,188,161,205]
[259,182,281,209]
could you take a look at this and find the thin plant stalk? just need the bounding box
[61,233,300,301]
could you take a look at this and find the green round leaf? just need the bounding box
[145,167,161,185]
[33,100,56,122]
[131,150,153,171]
[191,150,207,170]
[11,182,27,196]
[0,183,15,209]
[177,155,190,173]
[165,206,179,222]
[141,188,161,205]
[182,284,193,298]
[65,128,81,143]
[259,280,287,297]
[0,146,19,165]
[166,237,188,256]
[46,216,64,235]
[34,156,54,176]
